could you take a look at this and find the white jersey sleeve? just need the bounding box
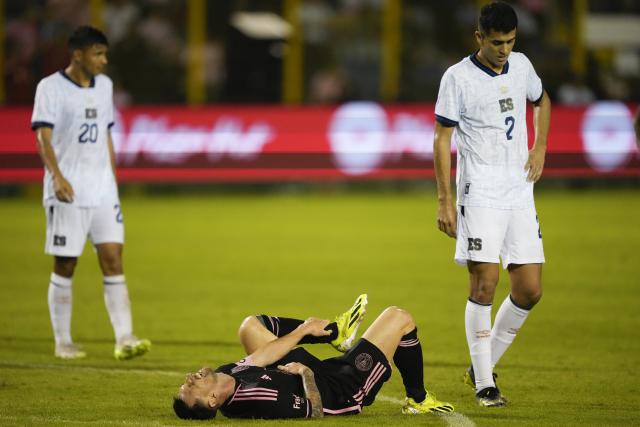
[435,68,462,126]
[106,79,115,128]
[31,79,59,129]
[524,55,543,103]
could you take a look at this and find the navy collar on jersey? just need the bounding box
[470,51,509,77]
[59,70,95,88]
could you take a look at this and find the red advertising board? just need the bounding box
[1,102,638,182]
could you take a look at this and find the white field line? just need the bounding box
[0,414,192,427]
[377,394,476,427]
[0,360,183,377]
[1,361,475,426]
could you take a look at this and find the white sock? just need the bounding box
[48,273,73,345]
[491,294,530,367]
[465,299,494,391]
[103,275,133,345]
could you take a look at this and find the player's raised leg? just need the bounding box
[96,242,150,360]
[238,315,279,354]
[238,294,368,354]
[362,307,454,414]
[466,261,506,407]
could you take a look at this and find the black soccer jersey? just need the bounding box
[215,361,312,419]
[215,341,391,419]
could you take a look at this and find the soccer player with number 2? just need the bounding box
[31,26,150,361]
[433,2,551,407]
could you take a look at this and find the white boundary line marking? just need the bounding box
[0,361,183,377]
[377,394,476,427]
[1,361,476,426]
[0,414,189,427]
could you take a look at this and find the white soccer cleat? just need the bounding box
[55,343,87,359]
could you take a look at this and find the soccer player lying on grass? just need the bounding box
[173,295,454,419]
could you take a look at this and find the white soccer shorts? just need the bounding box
[454,205,544,269]
[44,201,124,257]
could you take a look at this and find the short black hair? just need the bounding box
[68,26,108,51]
[479,1,518,35]
[172,396,217,420]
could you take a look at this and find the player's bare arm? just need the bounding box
[525,90,551,182]
[433,122,457,238]
[245,318,331,367]
[36,127,74,202]
[278,362,324,418]
[107,130,118,182]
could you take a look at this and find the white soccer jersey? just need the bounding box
[435,51,543,209]
[31,71,118,207]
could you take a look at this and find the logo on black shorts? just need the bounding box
[355,353,373,372]
[53,235,66,246]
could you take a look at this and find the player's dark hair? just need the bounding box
[478,1,518,35]
[172,396,217,420]
[68,26,108,51]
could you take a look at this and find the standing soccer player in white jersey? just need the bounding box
[433,2,551,407]
[31,26,150,360]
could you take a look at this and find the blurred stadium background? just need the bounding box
[3,0,640,105]
[0,1,639,426]
[0,0,638,184]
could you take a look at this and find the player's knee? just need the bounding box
[382,306,415,331]
[100,254,122,275]
[238,316,261,338]
[512,288,542,310]
[471,279,498,303]
[54,256,77,277]
[524,288,543,308]
[478,277,498,292]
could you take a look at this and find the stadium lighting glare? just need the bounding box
[231,12,292,39]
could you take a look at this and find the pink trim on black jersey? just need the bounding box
[323,405,362,415]
[232,396,278,402]
[229,386,279,403]
[227,384,241,403]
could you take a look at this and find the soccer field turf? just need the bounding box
[1,188,638,426]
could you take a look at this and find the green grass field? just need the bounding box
[1,188,639,426]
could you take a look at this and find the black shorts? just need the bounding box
[323,338,392,409]
[273,339,392,414]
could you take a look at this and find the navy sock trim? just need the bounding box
[468,297,492,307]
[509,294,531,311]
[50,280,70,288]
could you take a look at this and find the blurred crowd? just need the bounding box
[4,0,640,106]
